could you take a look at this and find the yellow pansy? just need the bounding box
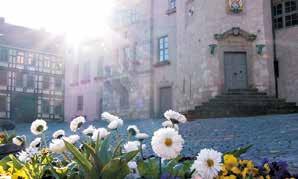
[231,166,241,175]
[12,169,28,179]
[224,154,238,169]
[221,165,228,176]
[264,163,270,173]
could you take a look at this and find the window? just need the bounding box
[16,51,25,64]
[42,100,50,114]
[104,66,112,77]
[83,60,90,80]
[273,1,298,29]
[119,87,129,109]
[15,72,23,87]
[27,75,35,88]
[169,0,176,9]
[27,53,35,65]
[54,102,63,115]
[0,70,7,86]
[43,76,50,89]
[77,96,83,111]
[123,47,132,60]
[0,47,8,62]
[97,57,104,76]
[158,36,169,62]
[55,78,62,89]
[0,96,6,112]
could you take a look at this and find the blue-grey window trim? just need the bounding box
[158,35,169,62]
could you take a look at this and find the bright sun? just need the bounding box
[0,0,116,44]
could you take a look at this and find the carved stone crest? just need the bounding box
[227,0,244,13]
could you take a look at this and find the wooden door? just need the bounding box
[159,87,172,117]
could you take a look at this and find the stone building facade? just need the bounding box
[64,0,298,120]
[0,18,64,122]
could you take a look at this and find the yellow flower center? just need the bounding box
[207,159,214,167]
[164,138,173,147]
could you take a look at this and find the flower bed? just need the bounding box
[0,110,297,179]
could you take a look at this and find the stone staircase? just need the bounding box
[184,88,298,120]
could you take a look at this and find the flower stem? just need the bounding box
[62,152,71,162]
[42,133,48,148]
[139,140,144,160]
[159,157,162,178]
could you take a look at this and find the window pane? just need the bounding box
[0,96,6,112]
[285,1,297,13]
[42,100,50,114]
[27,75,35,88]
[0,70,7,86]
[77,96,83,111]
[16,72,23,87]
[43,76,50,89]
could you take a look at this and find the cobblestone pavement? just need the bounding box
[15,113,298,172]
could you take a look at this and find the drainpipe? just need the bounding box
[271,0,279,98]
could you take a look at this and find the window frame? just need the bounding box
[158,35,169,62]
[273,0,298,29]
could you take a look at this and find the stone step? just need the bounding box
[228,88,259,93]
[216,94,275,100]
[223,91,267,95]
[209,98,286,103]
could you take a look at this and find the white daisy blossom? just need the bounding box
[30,137,42,148]
[49,139,66,153]
[127,125,140,136]
[151,128,184,160]
[12,135,26,146]
[64,135,80,144]
[191,149,222,179]
[101,112,120,123]
[164,110,187,124]
[31,119,48,135]
[17,150,30,163]
[123,141,145,153]
[136,133,149,140]
[92,128,110,141]
[174,124,179,131]
[83,125,96,136]
[107,119,123,130]
[52,130,65,139]
[70,116,86,132]
[162,121,174,128]
[17,147,38,163]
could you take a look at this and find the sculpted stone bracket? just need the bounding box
[214,27,257,41]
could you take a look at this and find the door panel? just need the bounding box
[159,87,172,117]
[11,94,37,122]
[224,52,248,90]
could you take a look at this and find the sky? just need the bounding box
[0,0,115,41]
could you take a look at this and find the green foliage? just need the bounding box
[225,144,253,158]
[137,157,160,179]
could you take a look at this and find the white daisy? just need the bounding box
[70,116,86,132]
[101,112,120,123]
[12,135,26,146]
[30,119,48,135]
[162,121,174,128]
[123,141,145,153]
[151,128,184,160]
[17,147,38,163]
[52,130,65,139]
[127,125,140,136]
[17,150,30,163]
[83,125,96,136]
[64,135,80,144]
[174,124,179,131]
[136,133,149,140]
[107,119,123,130]
[92,128,110,141]
[30,137,42,148]
[164,110,187,124]
[191,149,222,179]
[49,139,66,153]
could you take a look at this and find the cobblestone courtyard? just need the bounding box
[15,113,298,172]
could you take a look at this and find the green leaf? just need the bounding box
[9,154,24,170]
[101,158,130,179]
[113,140,123,158]
[64,140,93,175]
[137,157,159,179]
[97,137,112,166]
[120,150,139,163]
[225,144,253,158]
[83,143,102,171]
